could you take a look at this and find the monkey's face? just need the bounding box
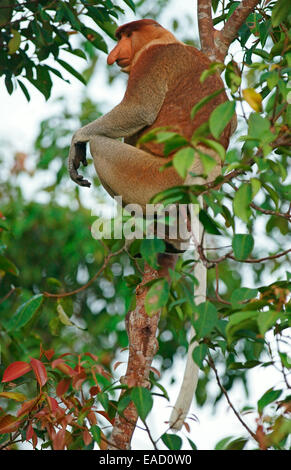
[107,25,162,74]
[107,32,134,73]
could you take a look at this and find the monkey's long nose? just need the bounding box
[107,45,120,65]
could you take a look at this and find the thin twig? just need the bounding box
[43,245,126,298]
[275,335,291,389]
[207,354,258,442]
[0,286,16,305]
[227,248,291,263]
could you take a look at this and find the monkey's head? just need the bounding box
[107,19,177,73]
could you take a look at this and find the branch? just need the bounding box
[198,0,215,57]
[214,0,261,60]
[227,248,291,264]
[108,254,177,450]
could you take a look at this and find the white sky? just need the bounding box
[1,0,289,451]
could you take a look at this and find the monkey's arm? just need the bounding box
[68,103,155,187]
[68,50,168,187]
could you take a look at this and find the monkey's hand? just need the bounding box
[68,134,91,188]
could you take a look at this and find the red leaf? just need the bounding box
[30,358,48,387]
[96,410,114,425]
[87,411,97,426]
[89,386,101,396]
[26,422,34,440]
[84,352,98,362]
[113,361,124,371]
[45,349,55,360]
[52,359,77,377]
[17,398,38,417]
[0,414,22,433]
[46,396,59,413]
[83,428,92,446]
[32,431,38,449]
[56,378,71,397]
[2,361,31,382]
[53,428,66,450]
[149,366,161,378]
[72,376,86,391]
[27,423,38,448]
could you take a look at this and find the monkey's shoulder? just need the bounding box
[138,42,212,70]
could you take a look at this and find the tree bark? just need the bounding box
[198,0,261,60]
[214,0,261,61]
[108,254,177,450]
[198,0,215,59]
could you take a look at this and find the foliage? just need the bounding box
[0,0,135,100]
[0,0,291,451]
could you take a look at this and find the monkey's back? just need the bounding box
[134,43,231,158]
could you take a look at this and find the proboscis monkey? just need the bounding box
[68,19,233,430]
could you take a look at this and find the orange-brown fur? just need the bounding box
[69,19,232,201]
[125,43,230,157]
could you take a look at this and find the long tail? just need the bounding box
[169,199,207,431]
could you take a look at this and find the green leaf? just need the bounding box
[8,29,21,55]
[187,437,197,450]
[193,301,218,339]
[17,79,30,102]
[250,178,261,197]
[157,132,188,156]
[117,394,132,415]
[123,0,136,11]
[215,436,234,450]
[173,147,195,178]
[197,138,226,162]
[209,101,236,139]
[230,287,258,308]
[0,255,19,276]
[258,389,282,414]
[198,151,217,175]
[27,66,52,100]
[6,294,43,332]
[233,184,252,223]
[90,425,101,444]
[131,387,153,421]
[191,88,224,119]
[225,438,247,450]
[0,0,13,27]
[81,27,108,53]
[161,433,182,450]
[232,234,254,260]
[271,0,290,27]
[279,353,291,370]
[226,311,259,344]
[140,238,165,269]
[192,344,208,368]
[57,303,74,326]
[61,3,81,31]
[56,59,87,85]
[199,210,221,235]
[5,73,13,95]
[86,7,117,39]
[248,113,276,153]
[145,279,169,316]
[257,310,281,335]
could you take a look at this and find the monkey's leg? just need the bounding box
[90,136,183,208]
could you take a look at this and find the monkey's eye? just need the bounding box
[126,32,132,38]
